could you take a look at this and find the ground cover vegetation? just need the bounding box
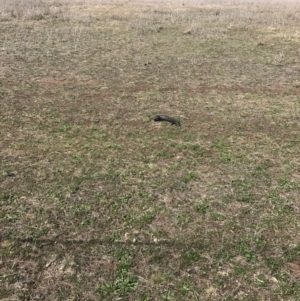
[1,0,300,300]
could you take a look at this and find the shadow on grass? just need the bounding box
[11,237,207,248]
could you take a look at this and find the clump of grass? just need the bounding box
[0,0,73,21]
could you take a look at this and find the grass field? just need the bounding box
[1,0,300,300]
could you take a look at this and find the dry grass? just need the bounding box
[1,0,300,300]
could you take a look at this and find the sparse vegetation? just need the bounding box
[1,0,300,300]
